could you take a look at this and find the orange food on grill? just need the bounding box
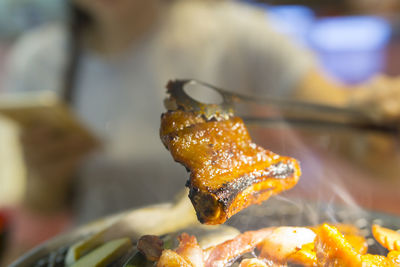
[361,254,394,266]
[287,243,317,266]
[329,223,362,236]
[345,234,368,255]
[388,251,400,266]
[238,258,269,267]
[258,227,316,263]
[160,110,301,225]
[314,224,362,266]
[141,223,400,266]
[372,224,400,251]
[157,250,192,267]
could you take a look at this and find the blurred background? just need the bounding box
[0,0,399,85]
[1,0,400,265]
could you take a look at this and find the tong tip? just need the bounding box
[164,79,234,120]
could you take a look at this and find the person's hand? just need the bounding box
[350,75,400,122]
[20,123,96,213]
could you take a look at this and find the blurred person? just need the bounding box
[3,0,319,221]
[3,0,400,262]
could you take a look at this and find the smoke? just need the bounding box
[246,122,369,226]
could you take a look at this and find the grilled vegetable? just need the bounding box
[71,238,132,267]
[65,229,106,266]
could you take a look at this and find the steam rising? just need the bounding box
[242,119,370,227]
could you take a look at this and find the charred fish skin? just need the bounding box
[160,110,301,225]
[188,159,300,224]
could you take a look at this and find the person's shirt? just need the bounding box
[3,0,314,223]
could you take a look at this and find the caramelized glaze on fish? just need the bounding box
[160,110,301,225]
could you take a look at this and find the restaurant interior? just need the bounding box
[0,0,400,266]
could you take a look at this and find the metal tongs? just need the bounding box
[165,79,399,135]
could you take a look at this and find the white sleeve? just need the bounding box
[2,24,68,94]
[246,17,315,97]
[217,3,316,98]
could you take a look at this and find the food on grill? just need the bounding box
[238,258,269,267]
[71,238,132,267]
[205,228,275,266]
[175,233,204,267]
[65,228,107,265]
[343,234,368,255]
[141,224,400,267]
[158,249,192,267]
[372,224,400,251]
[257,227,316,263]
[314,223,362,266]
[287,242,317,266]
[160,110,301,225]
[137,235,164,261]
[32,219,400,266]
[388,251,400,265]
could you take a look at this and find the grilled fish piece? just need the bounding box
[160,110,301,225]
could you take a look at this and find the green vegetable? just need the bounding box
[65,229,106,266]
[71,238,132,267]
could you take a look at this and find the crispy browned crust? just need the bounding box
[160,110,301,225]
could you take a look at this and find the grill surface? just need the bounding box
[227,196,399,255]
[12,196,400,266]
